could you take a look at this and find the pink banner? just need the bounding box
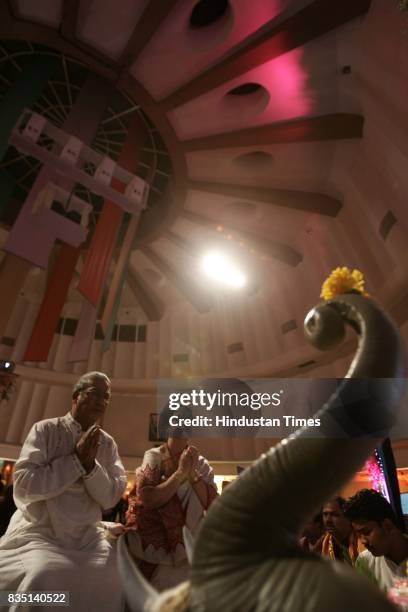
[5,75,113,269]
[4,170,86,268]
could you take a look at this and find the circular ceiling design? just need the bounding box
[0,40,172,233]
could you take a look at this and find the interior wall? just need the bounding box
[1,317,407,473]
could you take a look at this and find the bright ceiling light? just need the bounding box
[202,251,246,289]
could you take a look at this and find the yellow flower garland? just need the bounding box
[320,267,369,301]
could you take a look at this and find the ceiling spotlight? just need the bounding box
[202,252,246,289]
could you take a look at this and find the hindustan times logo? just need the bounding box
[168,389,283,411]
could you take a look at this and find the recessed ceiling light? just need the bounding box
[201,251,246,289]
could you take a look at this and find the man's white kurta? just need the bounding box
[0,412,127,611]
[355,547,408,591]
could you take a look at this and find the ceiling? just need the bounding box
[1,0,408,381]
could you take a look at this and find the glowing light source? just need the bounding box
[202,252,246,289]
[365,451,390,502]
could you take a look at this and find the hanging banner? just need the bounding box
[24,244,80,362]
[77,198,122,306]
[77,112,145,307]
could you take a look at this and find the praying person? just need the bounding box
[344,489,408,592]
[0,371,127,611]
[125,405,218,591]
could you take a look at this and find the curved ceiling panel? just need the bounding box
[130,0,288,100]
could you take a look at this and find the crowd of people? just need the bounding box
[0,370,407,611]
[298,492,408,593]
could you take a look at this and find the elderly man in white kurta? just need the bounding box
[0,371,127,611]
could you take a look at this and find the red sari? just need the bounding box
[125,444,218,586]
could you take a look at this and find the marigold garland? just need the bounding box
[320,267,369,300]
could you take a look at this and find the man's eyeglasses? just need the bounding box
[80,387,111,402]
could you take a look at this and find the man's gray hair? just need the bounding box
[72,371,111,399]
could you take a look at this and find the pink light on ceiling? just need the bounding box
[169,3,323,140]
[258,47,312,119]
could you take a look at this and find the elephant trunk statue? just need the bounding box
[119,293,405,612]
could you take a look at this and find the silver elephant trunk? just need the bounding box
[119,293,406,612]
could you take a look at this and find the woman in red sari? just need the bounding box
[125,419,218,591]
